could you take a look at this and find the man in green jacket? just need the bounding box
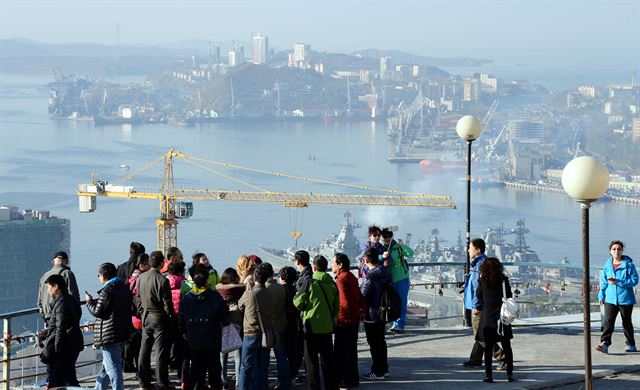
[293,255,339,390]
[381,228,414,333]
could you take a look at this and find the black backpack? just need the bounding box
[378,283,402,323]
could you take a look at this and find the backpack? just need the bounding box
[396,243,409,273]
[378,283,402,323]
[498,280,519,335]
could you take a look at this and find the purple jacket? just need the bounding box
[358,241,385,278]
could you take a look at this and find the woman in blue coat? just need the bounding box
[595,240,638,353]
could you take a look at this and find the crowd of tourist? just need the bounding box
[35,230,637,389]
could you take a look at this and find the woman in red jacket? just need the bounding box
[332,252,365,389]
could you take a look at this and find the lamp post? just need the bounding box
[561,156,609,390]
[456,115,483,327]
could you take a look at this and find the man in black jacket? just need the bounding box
[41,274,84,388]
[116,241,146,283]
[86,262,133,390]
[137,250,176,390]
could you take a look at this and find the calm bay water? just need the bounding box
[1,75,639,294]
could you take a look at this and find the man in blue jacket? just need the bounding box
[462,238,505,368]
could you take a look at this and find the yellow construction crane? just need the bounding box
[77,149,456,254]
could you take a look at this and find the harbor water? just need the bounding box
[1,74,639,295]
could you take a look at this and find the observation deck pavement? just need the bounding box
[79,323,640,390]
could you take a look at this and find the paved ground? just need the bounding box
[77,323,640,389]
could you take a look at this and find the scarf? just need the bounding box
[191,285,208,294]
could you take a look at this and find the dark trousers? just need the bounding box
[601,303,636,346]
[190,348,222,390]
[364,321,388,376]
[47,351,80,388]
[283,321,301,380]
[123,328,141,372]
[138,316,171,387]
[484,340,513,378]
[469,310,504,364]
[334,324,359,387]
[303,328,335,390]
[170,319,184,372]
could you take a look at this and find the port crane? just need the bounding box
[77,150,457,254]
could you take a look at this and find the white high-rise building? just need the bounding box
[380,56,392,80]
[479,73,499,93]
[289,43,310,68]
[252,33,269,64]
[228,45,244,67]
[293,43,308,63]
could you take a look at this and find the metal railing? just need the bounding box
[1,303,100,390]
[1,262,606,390]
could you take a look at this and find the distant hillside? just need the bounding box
[352,49,492,67]
[198,63,363,114]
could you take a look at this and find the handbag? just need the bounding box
[221,323,243,354]
[253,290,278,349]
[498,280,519,336]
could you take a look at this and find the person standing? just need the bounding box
[216,268,246,389]
[380,228,414,333]
[595,240,638,353]
[332,253,365,389]
[125,253,151,373]
[237,265,276,390]
[293,255,339,390]
[279,266,301,384]
[188,252,221,289]
[474,257,514,383]
[137,250,176,390]
[38,251,80,325]
[167,261,187,376]
[161,246,184,274]
[85,263,133,390]
[40,274,84,388]
[236,254,258,288]
[263,263,291,390]
[293,250,312,384]
[116,242,146,283]
[360,248,391,381]
[462,238,504,368]
[358,225,384,279]
[180,265,229,390]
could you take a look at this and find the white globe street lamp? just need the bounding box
[456,115,483,327]
[562,156,609,390]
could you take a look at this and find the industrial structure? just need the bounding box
[77,150,457,254]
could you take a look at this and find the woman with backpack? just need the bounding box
[474,257,514,383]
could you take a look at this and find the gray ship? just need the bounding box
[409,219,578,284]
[258,212,361,266]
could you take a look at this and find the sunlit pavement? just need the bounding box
[79,324,640,389]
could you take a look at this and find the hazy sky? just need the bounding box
[2,0,639,67]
